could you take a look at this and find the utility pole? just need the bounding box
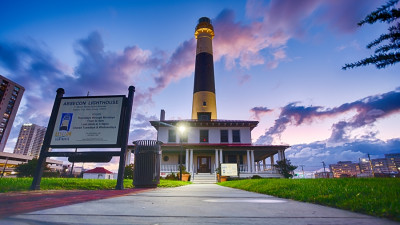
[322,161,326,178]
[299,165,305,178]
[367,153,375,177]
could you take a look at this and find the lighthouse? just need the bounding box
[191,17,217,121]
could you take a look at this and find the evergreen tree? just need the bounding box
[343,0,400,69]
[274,159,298,178]
[15,158,50,177]
[124,164,134,179]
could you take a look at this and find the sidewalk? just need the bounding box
[1,184,398,225]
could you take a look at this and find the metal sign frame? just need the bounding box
[49,95,126,148]
[30,86,135,190]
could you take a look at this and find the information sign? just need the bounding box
[221,163,238,176]
[50,96,124,147]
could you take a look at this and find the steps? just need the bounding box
[191,173,216,184]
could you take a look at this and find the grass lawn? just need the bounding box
[219,178,400,221]
[0,178,190,192]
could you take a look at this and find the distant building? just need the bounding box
[83,167,114,179]
[385,153,400,173]
[0,151,62,177]
[0,75,25,152]
[329,154,400,178]
[315,171,334,178]
[329,161,360,178]
[13,124,46,158]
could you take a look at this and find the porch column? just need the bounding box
[215,149,219,168]
[190,149,193,172]
[185,149,189,170]
[247,150,251,172]
[263,158,266,171]
[277,150,282,161]
[160,150,163,172]
[251,150,255,173]
[219,149,223,164]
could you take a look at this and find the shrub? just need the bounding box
[251,175,262,179]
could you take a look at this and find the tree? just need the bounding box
[274,159,298,178]
[124,164,134,179]
[343,0,400,69]
[15,158,50,177]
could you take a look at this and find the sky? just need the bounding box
[1,0,399,173]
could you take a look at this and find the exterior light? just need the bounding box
[178,125,186,134]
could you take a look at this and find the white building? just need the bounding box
[13,123,46,158]
[83,167,114,179]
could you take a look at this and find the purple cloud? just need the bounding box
[73,31,163,97]
[256,88,400,144]
[213,0,380,71]
[250,106,273,120]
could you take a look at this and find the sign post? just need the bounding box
[31,88,65,190]
[31,86,135,190]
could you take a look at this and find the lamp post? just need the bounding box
[178,125,186,180]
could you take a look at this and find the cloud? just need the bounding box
[73,31,163,97]
[212,0,380,71]
[0,39,74,127]
[250,106,273,120]
[256,88,400,144]
[148,39,196,96]
[320,0,379,33]
[128,113,157,142]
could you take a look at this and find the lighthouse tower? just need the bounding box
[191,17,217,121]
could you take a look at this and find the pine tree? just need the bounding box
[343,0,400,69]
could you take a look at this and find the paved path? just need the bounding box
[1,184,398,225]
[0,189,151,218]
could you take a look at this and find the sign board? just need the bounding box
[50,96,124,148]
[221,163,238,176]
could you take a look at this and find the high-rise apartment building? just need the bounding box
[13,124,46,158]
[329,161,361,178]
[0,75,25,152]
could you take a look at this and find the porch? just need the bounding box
[159,145,288,178]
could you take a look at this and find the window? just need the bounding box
[220,130,228,143]
[203,101,207,106]
[168,129,176,143]
[232,130,240,143]
[180,132,188,143]
[200,130,208,143]
[198,112,211,121]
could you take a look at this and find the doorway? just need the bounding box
[197,156,211,173]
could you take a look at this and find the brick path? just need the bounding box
[0,188,152,218]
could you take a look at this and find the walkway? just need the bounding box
[1,184,398,224]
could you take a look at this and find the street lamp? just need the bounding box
[177,125,186,180]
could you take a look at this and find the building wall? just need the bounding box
[83,173,113,179]
[0,75,25,152]
[13,124,46,158]
[329,161,360,178]
[158,126,251,144]
[0,152,63,177]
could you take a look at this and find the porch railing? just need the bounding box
[161,164,278,174]
[161,164,180,172]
